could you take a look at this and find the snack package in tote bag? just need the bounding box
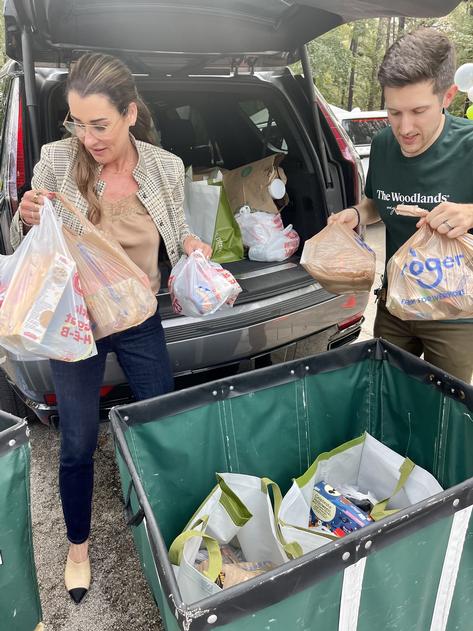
[235,206,300,262]
[0,198,96,361]
[387,204,473,320]
[300,222,375,294]
[278,432,443,555]
[57,194,157,340]
[168,250,242,317]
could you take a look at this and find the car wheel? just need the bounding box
[0,370,33,419]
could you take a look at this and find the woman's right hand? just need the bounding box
[327,207,359,231]
[18,189,55,227]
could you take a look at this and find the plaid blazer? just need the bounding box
[10,136,192,266]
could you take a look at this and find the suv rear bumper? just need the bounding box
[0,284,369,423]
[165,284,368,372]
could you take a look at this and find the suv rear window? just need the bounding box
[341,117,389,146]
[239,99,288,154]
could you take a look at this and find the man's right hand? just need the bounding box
[327,206,359,230]
[18,189,55,227]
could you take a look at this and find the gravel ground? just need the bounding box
[30,421,164,631]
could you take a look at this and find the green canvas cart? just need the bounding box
[0,413,43,631]
[110,338,473,631]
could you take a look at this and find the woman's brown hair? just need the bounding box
[66,53,157,221]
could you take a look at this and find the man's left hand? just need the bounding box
[183,236,213,258]
[417,202,473,239]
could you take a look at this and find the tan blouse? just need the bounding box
[96,193,161,294]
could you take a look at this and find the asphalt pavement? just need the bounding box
[29,223,386,631]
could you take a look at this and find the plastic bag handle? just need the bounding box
[168,527,223,583]
[55,192,94,234]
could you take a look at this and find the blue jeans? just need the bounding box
[50,309,173,544]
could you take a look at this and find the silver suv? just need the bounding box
[0,0,456,424]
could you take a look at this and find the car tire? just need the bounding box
[0,370,33,419]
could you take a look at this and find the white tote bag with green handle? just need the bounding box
[278,432,443,553]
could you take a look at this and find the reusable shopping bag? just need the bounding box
[386,205,473,320]
[58,194,157,340]
[278,432,443,554]
[0,198,96,361]
[235,206,300,262]
[300,223,376,294]
[168,473,290,604]
[168,250,241,317]
[183,170,244,263]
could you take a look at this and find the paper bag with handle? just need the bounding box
[222,154,289,215]
[57,193,157,339]
[386,204,473,320]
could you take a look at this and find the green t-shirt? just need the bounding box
[365,112,473,321]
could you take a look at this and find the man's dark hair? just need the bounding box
[378,28,455,96]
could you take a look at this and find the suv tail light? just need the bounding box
[16,96,26,190]
[338,312,364,331]
[44,386,114,406]
[317,99,363,203]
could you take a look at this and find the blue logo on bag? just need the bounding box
[401,248,465,289]
[353,234,375,255]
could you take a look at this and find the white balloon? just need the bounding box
[468,86,473,102]
[454,63,473,92]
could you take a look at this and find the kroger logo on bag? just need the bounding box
[353,233,375,256]
[401,247,465,289]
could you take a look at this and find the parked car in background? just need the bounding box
[0,0,458,425]
[330,106,390,181]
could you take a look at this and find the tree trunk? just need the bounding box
[368,18,384,110]
[347,23,363,110]
[398,16,406,37]
[380,17,391,109]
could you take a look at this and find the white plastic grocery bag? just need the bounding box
[169,473,291,604]
[235,206,300,262]
[387,204,473,320]
[278,432,443,554]
[0,198,96,361]
[168,250,241,317]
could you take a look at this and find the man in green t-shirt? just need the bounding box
[330,28,473,382]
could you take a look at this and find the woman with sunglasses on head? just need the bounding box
[11,53,211,604]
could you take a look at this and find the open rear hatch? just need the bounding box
[6,1,461,69]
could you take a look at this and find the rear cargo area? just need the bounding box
[48,75,335,314]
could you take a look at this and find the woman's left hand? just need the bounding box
[183,235,213,258]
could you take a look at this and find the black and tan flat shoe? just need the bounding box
[64,555,91,604]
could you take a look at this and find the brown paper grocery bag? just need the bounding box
[223,154,288,214]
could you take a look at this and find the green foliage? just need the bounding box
[0,12,4,66]
[294,3,473,116]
